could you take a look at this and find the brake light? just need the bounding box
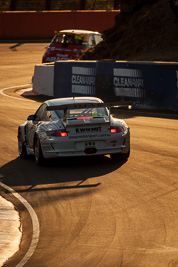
[110,128,121,133]
[59,132,67,137]
[46,131,67,137]
[77,117,93,120]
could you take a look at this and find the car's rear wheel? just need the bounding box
[18,130,27,158]
[34,135,44,165]
[110,149,130,161]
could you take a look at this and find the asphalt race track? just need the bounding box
[0,43,178,267]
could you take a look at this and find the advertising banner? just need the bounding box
[96,61,178,111]
[54,61,97,98]
[53,60,178,111]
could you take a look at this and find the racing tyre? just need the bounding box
[34,135,45,165]
[18,130,27,158]
[110,149,130,161]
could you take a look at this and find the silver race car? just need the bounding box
[18,97,131,165]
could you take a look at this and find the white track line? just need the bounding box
[0,84,40,265]
[0,182,40,267]
[0,84,32,101]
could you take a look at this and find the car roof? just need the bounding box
[45,97,103,107]
[59,29,101,35]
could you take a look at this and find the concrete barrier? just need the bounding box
[33,64,54,96]
[0,11,118,39]
[33,60,178,111]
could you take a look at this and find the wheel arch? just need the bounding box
[18,125,26,142]
[33,133,38,152]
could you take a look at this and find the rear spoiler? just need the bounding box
[47,101,132,111]
[47,101,132,126]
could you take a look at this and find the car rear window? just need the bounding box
[55,107,108,119]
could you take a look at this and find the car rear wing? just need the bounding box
[47,101,132,126]
[47,101,132,111]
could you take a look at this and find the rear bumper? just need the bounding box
[40,132,130,159]
[43,147,129,158]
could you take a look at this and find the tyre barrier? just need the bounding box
[33,60,178,111]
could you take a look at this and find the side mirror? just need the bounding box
[27,115,40,123]
[27,115,35,120]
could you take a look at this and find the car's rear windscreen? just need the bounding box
[55,107,108,119]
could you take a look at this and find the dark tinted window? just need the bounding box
[53,34,84,45]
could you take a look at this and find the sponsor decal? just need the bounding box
[113,68,145,98]
[71,66,96,95]
[55,48,71,52]
[56,54,68,57]
[46,56,69,61]
[69,133,111,139]
[72,75,95,85]
[76,127,101,134]
[46,57,57,62]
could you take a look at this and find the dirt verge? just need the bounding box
[80,0,178,62]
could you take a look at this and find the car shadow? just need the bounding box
[0,155,127,194]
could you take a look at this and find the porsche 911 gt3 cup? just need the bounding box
[18,97,131,165]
